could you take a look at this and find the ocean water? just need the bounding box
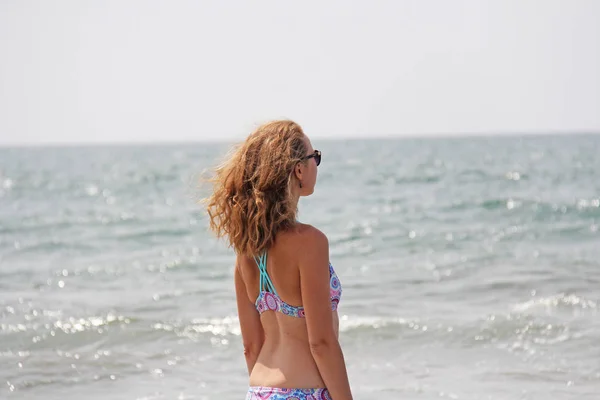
[1,135,599,400]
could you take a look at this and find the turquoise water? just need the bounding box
[1,135,599,399]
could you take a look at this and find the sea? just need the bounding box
[1,134,599,400]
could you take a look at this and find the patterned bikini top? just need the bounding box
[253,253,342,318]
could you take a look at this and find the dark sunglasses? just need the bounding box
[303,150,321,166]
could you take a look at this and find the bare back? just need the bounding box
[237,224,339,388]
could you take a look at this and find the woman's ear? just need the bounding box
[294,162,303,181]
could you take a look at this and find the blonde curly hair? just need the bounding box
[205,120,308,256]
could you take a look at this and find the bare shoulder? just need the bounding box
[300,223,328,245]
[235,253,254,275]
[281,223,328,246]
[236,252,252,264]
[284,223,329,265]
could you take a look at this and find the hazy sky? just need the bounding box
[1,1,599,146]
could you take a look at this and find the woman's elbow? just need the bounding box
[308,337,337,357]
[243,342,261,358]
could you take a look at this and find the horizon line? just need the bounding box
[1,129,599,149]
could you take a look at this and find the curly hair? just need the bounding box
[205,120,308,256]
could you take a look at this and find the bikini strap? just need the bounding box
[253,252,278,295]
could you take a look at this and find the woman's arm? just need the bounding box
[299,227,353,400]
[234,258,264,375]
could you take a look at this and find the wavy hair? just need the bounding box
[205,120,308,256]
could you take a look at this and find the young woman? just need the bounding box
[206,120,353,400]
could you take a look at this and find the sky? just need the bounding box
[0,1,599,146]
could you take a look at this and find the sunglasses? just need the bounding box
[303,150,321,166]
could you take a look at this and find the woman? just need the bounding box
[206,120,353,400]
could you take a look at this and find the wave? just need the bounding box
[114,227,191,241]
[513,293,598,313]
[364,171,443,187]
[1,312,134,336]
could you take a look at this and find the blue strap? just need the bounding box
[254,252,278,295]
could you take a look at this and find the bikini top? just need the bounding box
[253,253,342,318]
